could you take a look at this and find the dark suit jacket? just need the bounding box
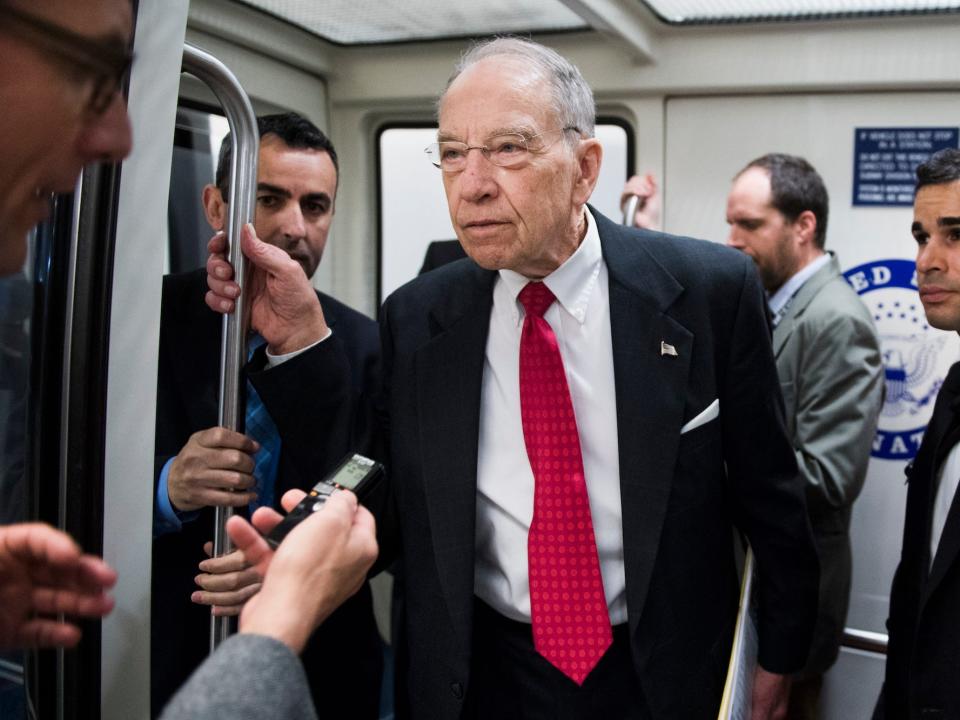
[419,240,467,275]
[379,209,819,719]
[880,362,960,719]
[151,269,382,719]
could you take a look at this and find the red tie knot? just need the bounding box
[518,282,556,319]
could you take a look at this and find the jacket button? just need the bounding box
[451,682,463,699]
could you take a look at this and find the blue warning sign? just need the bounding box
[853,127,958,207]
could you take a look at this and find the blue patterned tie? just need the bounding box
[246,335,280,511]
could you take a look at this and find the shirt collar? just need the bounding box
[498,208,603,326]
[768,252,831,316]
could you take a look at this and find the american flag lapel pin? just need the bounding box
[660,340,678,357]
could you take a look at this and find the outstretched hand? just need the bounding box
[0,523,117,649]
[225,488,377,653]
[205,224,329,355]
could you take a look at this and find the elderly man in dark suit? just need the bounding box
[151,113,382,718]
[876,148,960,719]
[207,37,818,720]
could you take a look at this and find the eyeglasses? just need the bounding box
[0,5,134,115]
[425,127,581,173]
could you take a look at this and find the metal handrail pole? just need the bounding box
[841,627,888,655]
[181,43,259,653]
[622,194,641,227]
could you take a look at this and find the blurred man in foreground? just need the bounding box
[0,3,378,714]
[0,0,133,650]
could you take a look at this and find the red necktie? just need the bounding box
[518,281,612,685]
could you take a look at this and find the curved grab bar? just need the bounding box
[622,194,641,227]
[181,43,259,652]
[842,627,888,655]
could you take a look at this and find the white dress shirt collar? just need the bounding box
[768,251,831,318]
[497,208,603,327]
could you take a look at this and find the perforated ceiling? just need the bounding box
[237,0,589,44]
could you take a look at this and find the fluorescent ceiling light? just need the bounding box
[238,0,589,44]
[641,0,960,23]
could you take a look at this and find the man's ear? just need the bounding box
[572,138,603,208]
[202,184,227,232]
[793,209,818,246]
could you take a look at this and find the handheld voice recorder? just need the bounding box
[265,452,383,549]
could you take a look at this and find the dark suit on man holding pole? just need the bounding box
[151,269,381,717]
[151,113,382,718]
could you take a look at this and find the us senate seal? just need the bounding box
[845,259,959,460]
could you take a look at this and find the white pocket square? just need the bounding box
[681,399,719,434]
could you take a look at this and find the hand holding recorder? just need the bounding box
[225,485,378,654]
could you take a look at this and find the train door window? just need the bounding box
[151,102,235,716]
[377,120,634,305]
[168,106,230,275]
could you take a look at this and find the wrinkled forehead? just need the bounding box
[438,56,556,139]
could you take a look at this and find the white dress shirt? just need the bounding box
[474,208,626,625]
[767,252,831,327]
[931,442,960,569]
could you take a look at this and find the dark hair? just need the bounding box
[916,148,960,191]
[738,153,829,249]
[215,112,339,197]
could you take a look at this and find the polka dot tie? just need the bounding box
[518,281,612,686]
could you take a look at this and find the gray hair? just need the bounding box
[439,37,596,139]
[916,148,960,190]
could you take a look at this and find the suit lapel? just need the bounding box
[596,212,693,635]
[414,267,495,650]
[923,395,960,599]
[771,256,840,358]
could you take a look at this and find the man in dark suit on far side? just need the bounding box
[876,147,960,719]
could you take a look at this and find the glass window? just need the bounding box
[167,106,230,275]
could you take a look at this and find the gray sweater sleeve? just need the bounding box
[159,634,319,720]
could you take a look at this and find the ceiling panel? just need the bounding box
[238,0,590,44]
